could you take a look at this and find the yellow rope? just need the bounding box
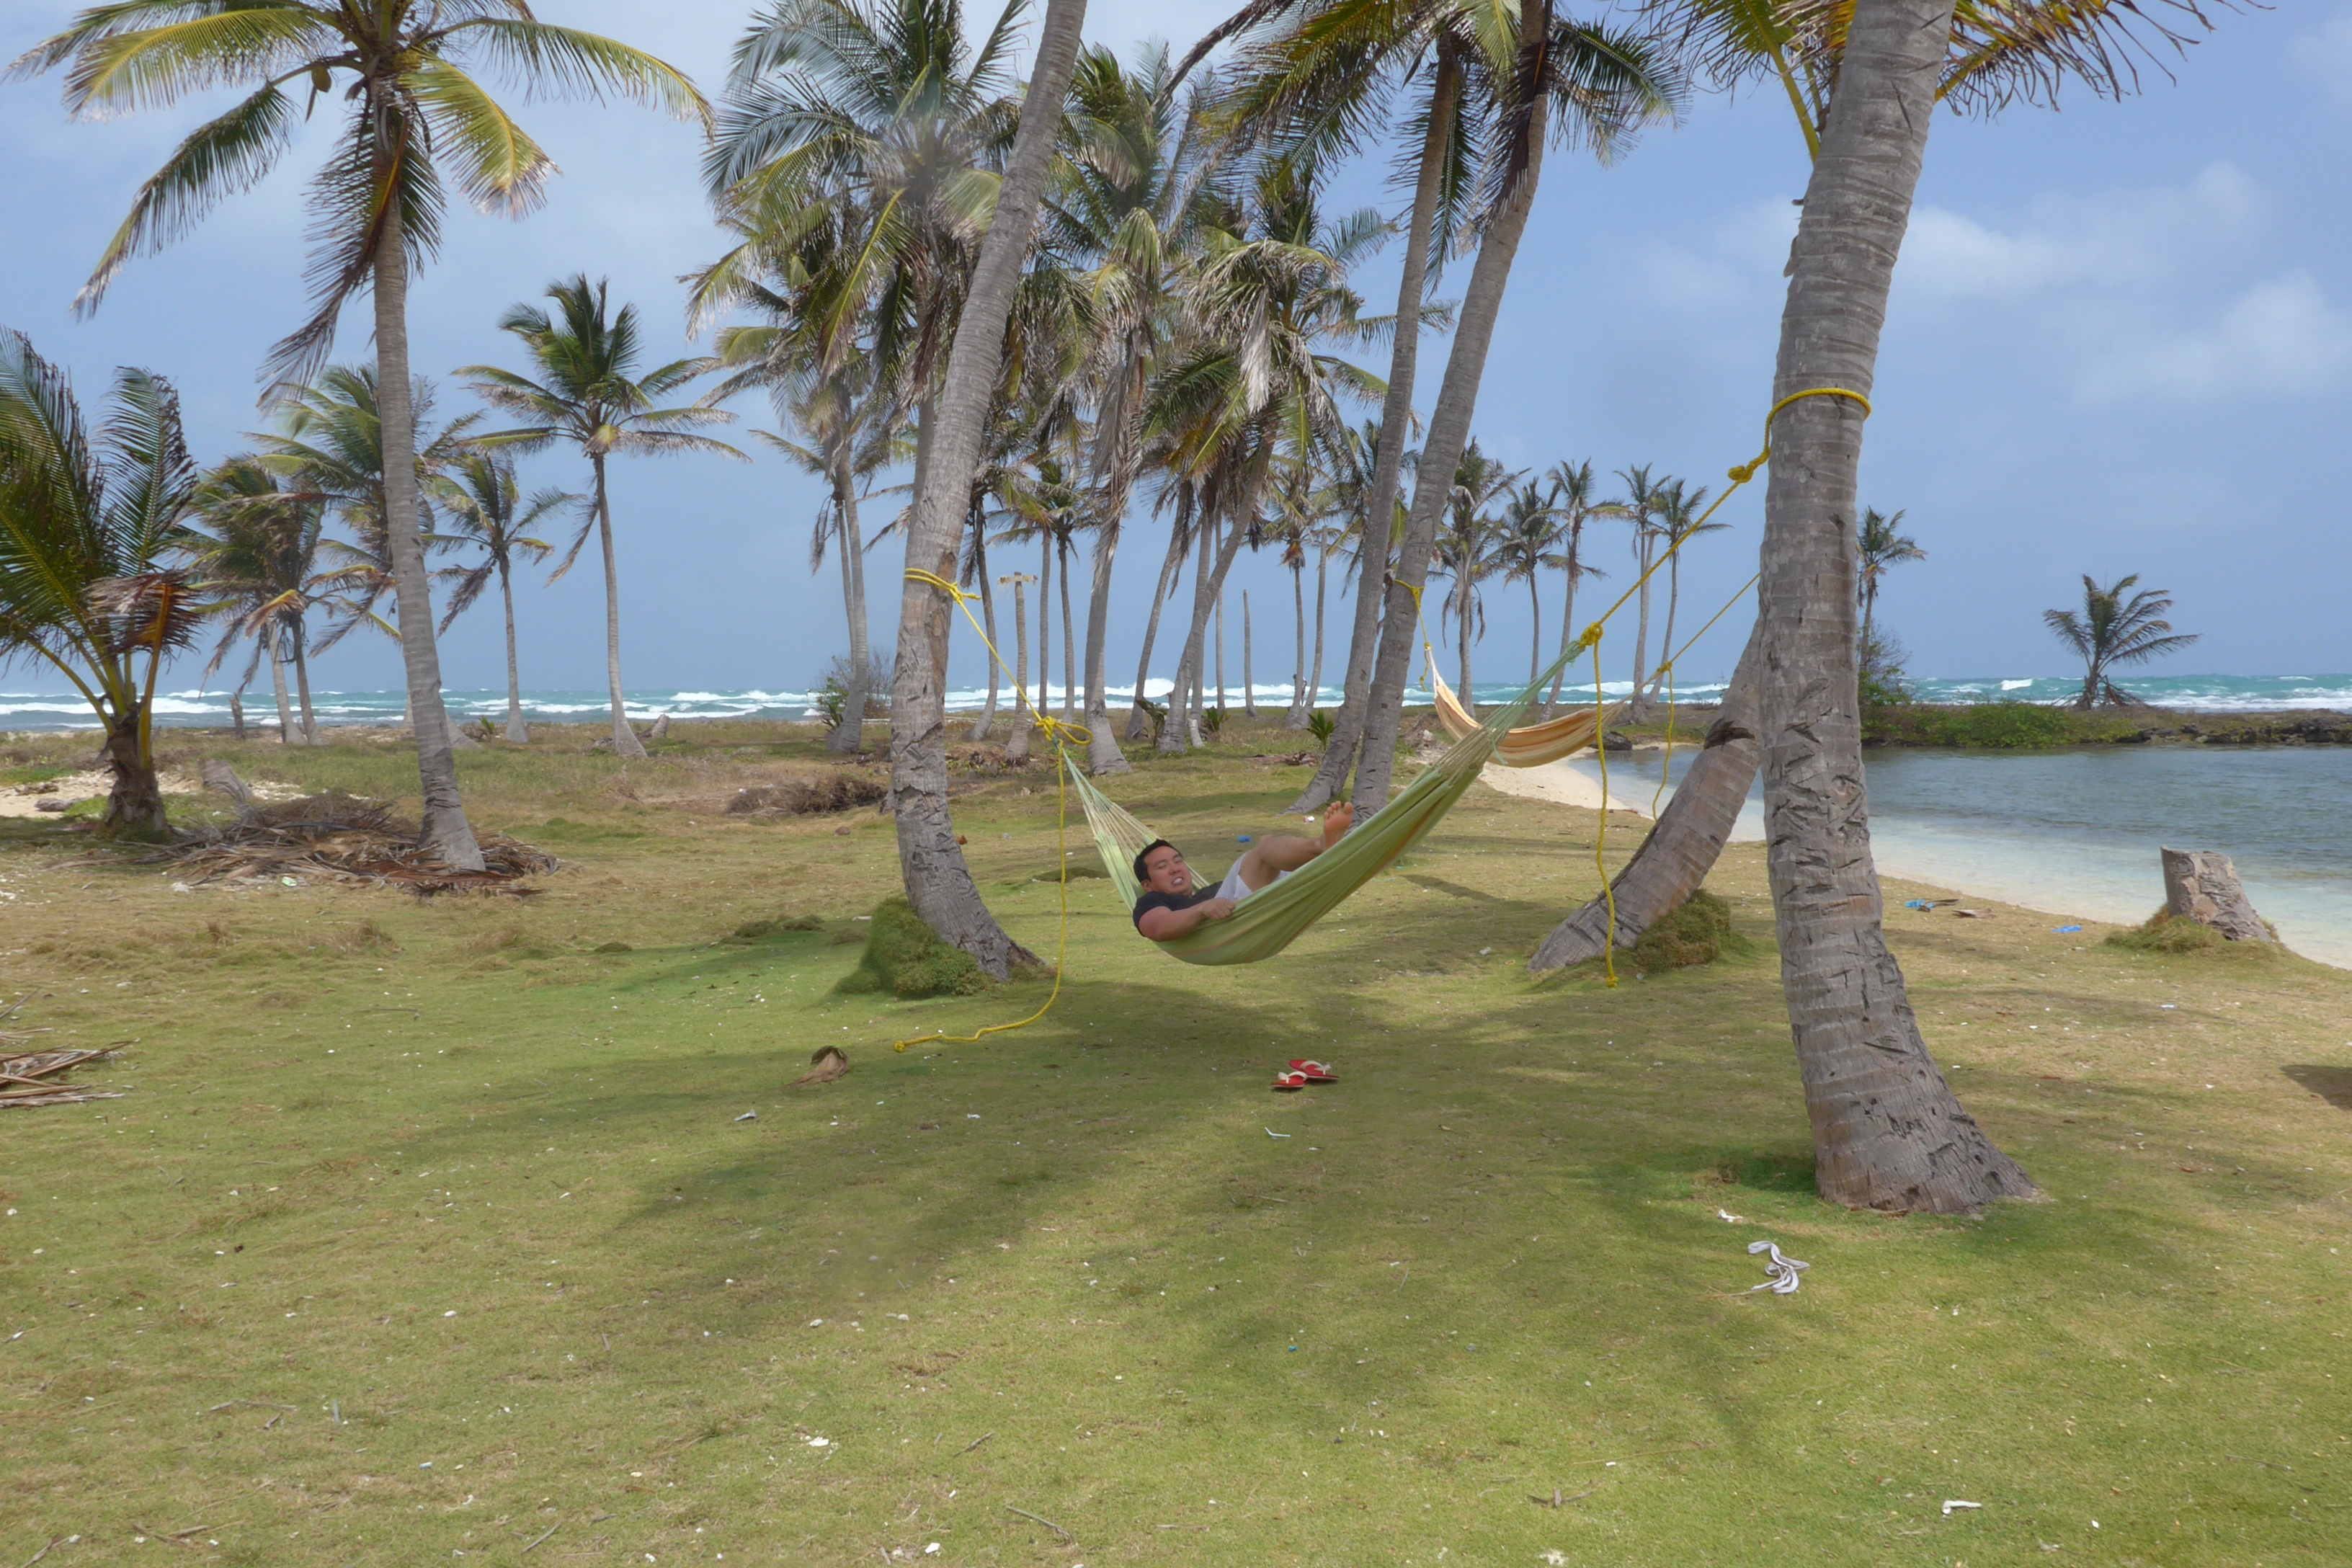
[894,569,1089,1053]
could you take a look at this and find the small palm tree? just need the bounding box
[1643,476,1728,707]
[431,453,569,744]
[1856,505,1925,650]
[1614,463,1671,716]
[2044,574,2197,709]
[0,331,202,834]
[1434,439,1520,714]
[1494,477,1562,687]
[463,277,741,758]
[1540,458,1615,716]
[12,1,705,868]
[182,456,331,745]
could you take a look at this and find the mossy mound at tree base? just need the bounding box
[1623,888,1752,974]
[2105,908,2282,959]
[834,896,992,997]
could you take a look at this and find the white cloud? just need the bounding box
[2294,14,2352,109]
[1899,163,2260,300]
[2077,273,2352,403]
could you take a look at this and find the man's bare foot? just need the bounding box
[1320,802,1355,847]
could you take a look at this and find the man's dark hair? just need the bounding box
[1133,839,1177,885]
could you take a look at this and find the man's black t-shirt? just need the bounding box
[1133,886,1220,935]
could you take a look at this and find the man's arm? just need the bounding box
[1139,896,1235,942]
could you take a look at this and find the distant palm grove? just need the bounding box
[6,0,2225,1213]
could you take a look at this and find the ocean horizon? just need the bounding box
[4,672,2348,732]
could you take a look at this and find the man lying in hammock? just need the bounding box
[1131,804,1355,942]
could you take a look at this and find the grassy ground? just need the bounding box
[3,716,2348,1567]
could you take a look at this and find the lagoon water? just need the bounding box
[1575,744,2352,971]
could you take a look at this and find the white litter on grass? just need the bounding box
[806,1435,830,1447]
[1745,1241,1809,1294]
[733,1110,757,1122]
[1943,1500,1982,1515]
[1266,1128,1291,1139]
[1717,1208,1745,1224]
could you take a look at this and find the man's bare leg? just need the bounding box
[1231,806,1354,892]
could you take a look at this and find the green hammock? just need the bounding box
[1066,644,1578,966]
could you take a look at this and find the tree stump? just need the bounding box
[646,713,672,742]
[2160,847,2272,943]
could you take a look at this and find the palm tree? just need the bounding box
[883,0,1089,976]
[1433,440,1519,714]
[182,456,331,745]
[1494,476,1562,687]
[1539,458,1614,716]
[1855,504,1923,649]
[1642,475,1728,708]
[461,277,740,759]
[1349,6,1683,812]
[2044,574,2196,708]
[13,1,706,868]
[430,453,568,744]
[0,331,202,834]
[1613,462,1670,718]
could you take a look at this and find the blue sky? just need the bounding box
[4,1,2345,703]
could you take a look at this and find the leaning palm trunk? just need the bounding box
[589,456,649,760]
[829,448,870,754]
[1127,525,1188,740]
[372,197,484,868]
[290,616,319,744]
[266,631,297,744]
[1081,522,1131,772]
[1291,46,1457,815]
[1160,516,1250,754]
[886,0,1087,976]
[1531,623,1760,969]
[497,558,528,742]
[1286,562,1309,727]
[1355,51,1544,814]
[1758,0,2033,1215]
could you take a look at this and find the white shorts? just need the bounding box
[1216,855,1290,903]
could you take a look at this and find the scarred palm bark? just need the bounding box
[373,192,484,869]
[886,0,1087,976]
[1759,0,2033,1214]
[1530,624,1759,970]
[1288,45,1456,814]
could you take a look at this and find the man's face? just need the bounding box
[1141,845,1193,895]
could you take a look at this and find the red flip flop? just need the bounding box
[1271,1070,1309,1092]
[1289,1059,1337,1082]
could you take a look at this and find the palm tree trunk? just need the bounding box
[1354,21,1545,814]
[266,629,295,744]
[372,186,483,868]
[1546,526,1581,717]
[1292,43,1458,815]
[1213,578,1226,714]
[1161,514,1250,754]
[1242,589,1257,718]
[1758,0,2033,1214]
[829,449,869,754]
[99,706,166,834]
[971,530,999,741]
[497,560,528,742]
[1647,550,1681,707]
[290,615,319,744]
[590,454,649,761]
[882,0,1082,976]
[1309,555,1327,706]
[1057,535,1077,724]
[1082,520,1131,772]
[228,684,246,741]
[1006,578,1031,762]
[1035,534,1052,722]
[1128,523,1188,740]
[1286,561,1309,728]
[1456,573,1474,718]
[1527,575,1542,686]
[1629,535,1654,720]
[1531,622,1760,969]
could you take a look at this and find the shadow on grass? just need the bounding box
[2284,1064,2352,1111]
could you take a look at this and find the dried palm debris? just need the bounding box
[121,791,558,894]
[725,775,886,816]
[0,1047,125,1108]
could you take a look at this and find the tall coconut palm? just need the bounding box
[1855,504,1922,649]
[430,452,567,744]
[0,331,202,834]
[1538,458,1613,716]
[1612,462,1670,718]
[1641,475,1728,708]
[1494,476,1561,687]
[886,0,1090,976]
[1433,439,1518,713]
[1351,7,1683,811]
[460,277,741,759]
[12,1,707,868]
[182,455,331,745]
[2044,573,2196,708]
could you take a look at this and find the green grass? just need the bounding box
[2,717,2348,1565]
